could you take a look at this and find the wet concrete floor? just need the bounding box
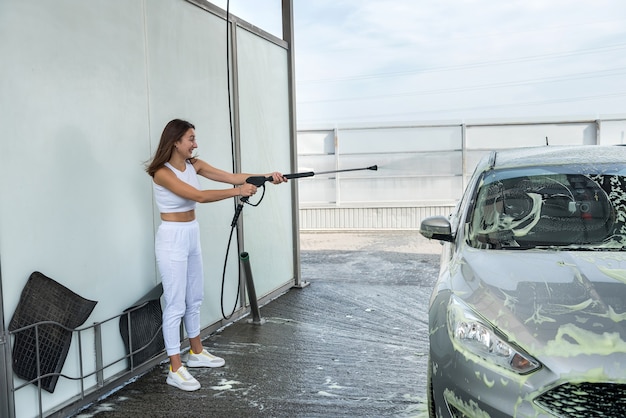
[76,231,441,418]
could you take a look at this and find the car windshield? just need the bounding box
[467,165,626,250]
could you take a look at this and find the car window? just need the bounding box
[467,168,626,250]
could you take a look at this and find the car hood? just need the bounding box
[455,247,626,369]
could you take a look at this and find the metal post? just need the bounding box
[126,313,134,370]
[240,252,264,325]
[35,325,43,417]
[94,323,104,387]
[282,0,308,289]
[0,258,16,418]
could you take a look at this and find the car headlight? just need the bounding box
[447,295,540,374]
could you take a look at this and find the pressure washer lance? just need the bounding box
[230,165,378,227]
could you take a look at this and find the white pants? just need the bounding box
[155,220,204,356]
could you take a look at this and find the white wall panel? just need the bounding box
[338,126,462,153]
[338,177,463,205]
[0,0,153,414]
[466,122,597,149]
[599,119,626,144]
[236,27,294,298]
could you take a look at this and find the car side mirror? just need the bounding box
[420,216,454,242]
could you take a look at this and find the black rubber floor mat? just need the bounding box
[9,271,97,392]
[119,283,164,368]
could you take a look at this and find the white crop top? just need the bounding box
[153,162,200,213]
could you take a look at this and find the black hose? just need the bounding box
[220,222,240,319]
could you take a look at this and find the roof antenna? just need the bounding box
[546,136,549,146]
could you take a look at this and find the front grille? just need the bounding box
[535,382,626,417]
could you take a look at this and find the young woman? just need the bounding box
[146,119,287,391]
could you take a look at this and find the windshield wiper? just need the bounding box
[499,244,536,250]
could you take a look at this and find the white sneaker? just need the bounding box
[166,366,201,391]
[187,348,226,368]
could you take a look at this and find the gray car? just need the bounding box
[420,145,626,417]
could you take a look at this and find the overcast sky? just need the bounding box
[211,1,626,126]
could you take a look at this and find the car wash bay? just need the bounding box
[75,232,438,418]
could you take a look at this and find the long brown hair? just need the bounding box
[145,119,195,177]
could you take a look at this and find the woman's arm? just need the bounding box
[193,159,250,185]
[193,158,288,185]
[154,166,253,203]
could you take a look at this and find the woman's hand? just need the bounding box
[269,172,288,184]
[239,183,258,197]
